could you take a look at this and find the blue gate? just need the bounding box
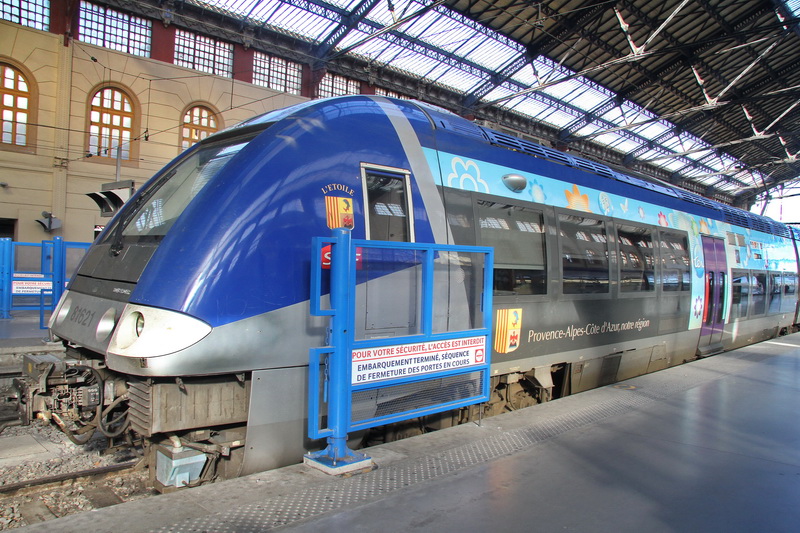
[307,228,493,470]
[0,237,91,323]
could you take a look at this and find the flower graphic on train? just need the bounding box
[565,184,591,212]
[598,192,613,215]
[638,206,646,220]
[670,212,695,234]
[657,212,669,226]
[529,179,546,204]
[494,308,523,354]
[325,196,355,229]
[699,218,710,234]
[447,157,489,192]
[619,198,629,214]
[693,296,703,318]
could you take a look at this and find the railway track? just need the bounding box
[0,460,140,497]
[0,420,150,530]
[0,459,150,529]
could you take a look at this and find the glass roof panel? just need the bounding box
[509,98,552,118]
[436,69,486,94]
[367,2,396,27]
[462,39,518,71]
[509,64,539,87]
[659,159,684,172]
[188,0,758,197]
[324,0,364,9]
[778,0,800,16]
[575,124,602,138]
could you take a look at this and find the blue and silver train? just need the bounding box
[21,96,799,488]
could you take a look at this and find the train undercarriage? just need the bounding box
[6,345,580,492]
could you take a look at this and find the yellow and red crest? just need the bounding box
[494,308,522,354]
[325,196,355,229]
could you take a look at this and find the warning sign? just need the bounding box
[12,274,52,295]
[352,336,486,385]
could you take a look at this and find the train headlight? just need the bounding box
[108,304,211,358]
[134,312,145,337]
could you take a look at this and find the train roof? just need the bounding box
[208,96,795,240]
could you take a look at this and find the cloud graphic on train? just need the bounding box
[447,157,489,192]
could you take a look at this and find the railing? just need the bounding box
[306,228,493,470]
[0,237,91,324]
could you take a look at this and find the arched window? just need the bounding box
[181,105,218,150]
[88,87,135,159]
[1,63,32,148]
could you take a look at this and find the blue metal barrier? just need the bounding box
[0,237,91,323]
[306,228,493,471]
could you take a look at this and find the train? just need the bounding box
[16,95,799,490]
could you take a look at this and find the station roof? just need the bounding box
[133,0,800,208]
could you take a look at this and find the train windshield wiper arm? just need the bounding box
[109,169,176,256]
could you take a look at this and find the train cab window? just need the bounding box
[781,272,798,314]
[768,272,782,314]
[751,272,767,315]
[476,200,547,296]
[362,167,413,242]
[109,134,258,241]
[730,269,749,320]
[617,224,655,293]
[558,214,609,294]
[658,231,691,291]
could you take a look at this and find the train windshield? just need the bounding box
[105,133,258,249]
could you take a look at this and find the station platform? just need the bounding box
[13,333,800,532]
[0,311,53,354]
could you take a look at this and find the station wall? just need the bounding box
[0,20,307,243]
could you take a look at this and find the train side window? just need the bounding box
[659,231,690,291]
[558,213,609,294]
[751,271,767,315]
[617,224,655,293]
[730,269,749,320]
[768,272,782,314]
[781,272,797,314]
[476,200,547,296]
[362,166,413,242]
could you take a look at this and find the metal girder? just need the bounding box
[88,0,800,203]
[313,0,382,66]
[558,95,623,140]
[617,1,775,144]
[327,0,447,60]
[373,30,491,84]
[605,0,787,172]
[462,52,531,109]
[515,1,609,58]
[460,1,606,111]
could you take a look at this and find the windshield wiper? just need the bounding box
[109,169,176,256]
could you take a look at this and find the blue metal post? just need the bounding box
[41,240,54,273]
[327,228,354,461]
[305,228,371,472]
[51,237,65,308]
[0,238,11,319]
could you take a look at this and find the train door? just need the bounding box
[697,236,726,355]
[358,165,418,338]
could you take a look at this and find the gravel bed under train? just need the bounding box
[0,421,149,530]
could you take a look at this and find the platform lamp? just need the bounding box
[36,211,62,232]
